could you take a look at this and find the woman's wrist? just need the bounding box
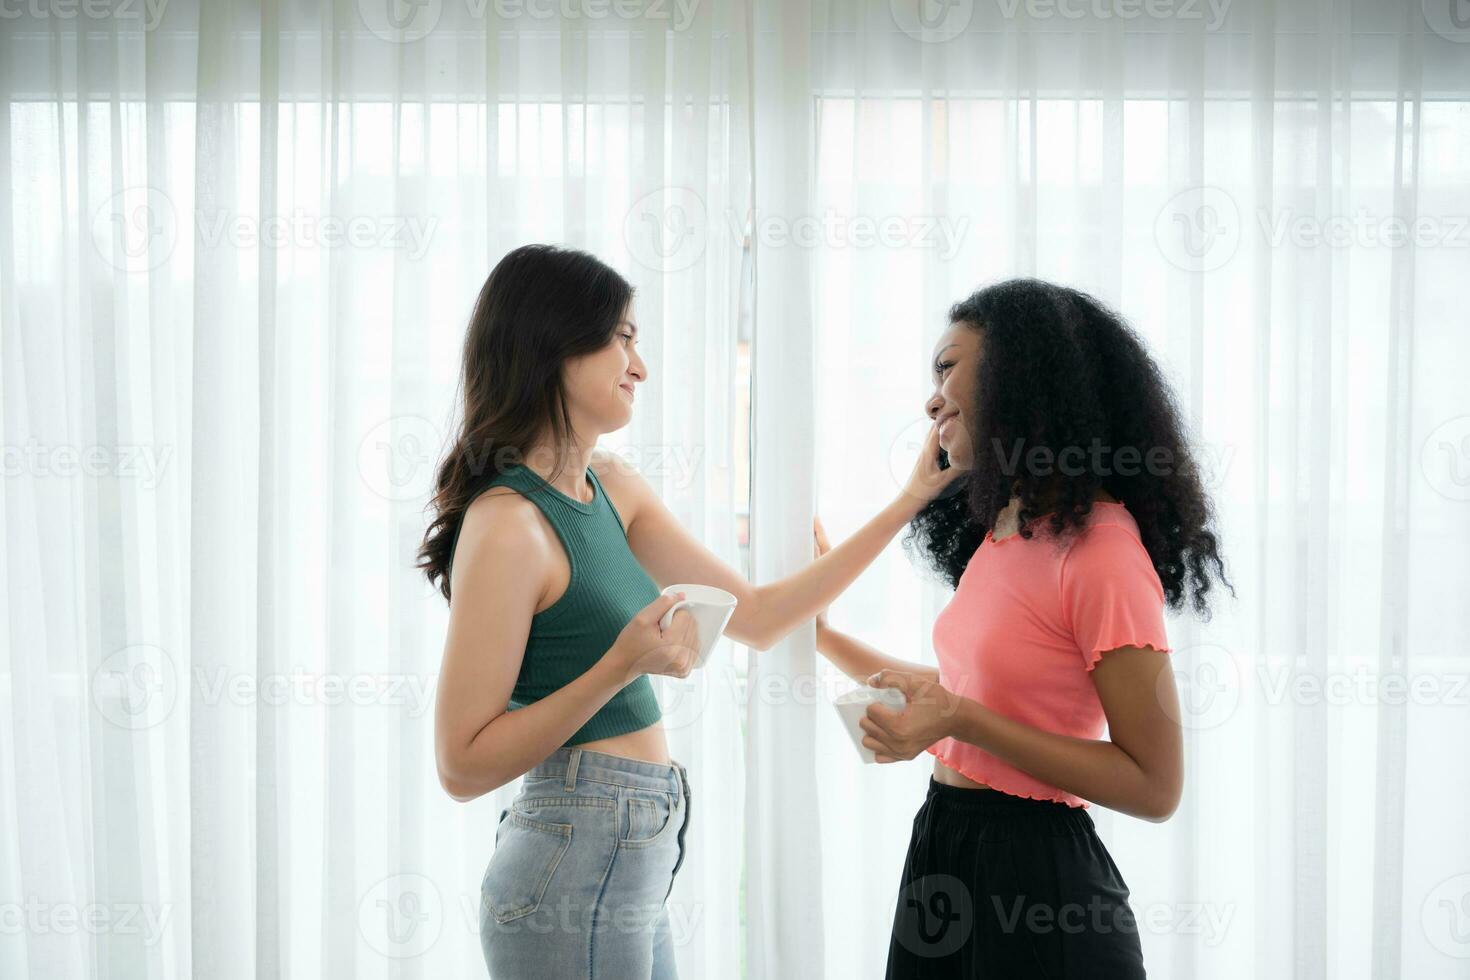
[943,693,985,743]
[596,645,637,689]
[889,489,928,524]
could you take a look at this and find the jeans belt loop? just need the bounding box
[564,748,581,792]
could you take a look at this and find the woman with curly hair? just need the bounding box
[813,278,1232,978]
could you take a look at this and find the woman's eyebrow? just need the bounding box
[932,343,957,361]
[621,320,639,335]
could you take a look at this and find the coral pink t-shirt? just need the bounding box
[926,501,1171,808]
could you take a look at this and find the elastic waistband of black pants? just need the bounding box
[924,776,1088,814]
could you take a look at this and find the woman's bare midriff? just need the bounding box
[932,755,992,790]
[567,720,672,766]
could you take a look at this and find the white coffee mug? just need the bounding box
[834,685,909,764]
[657,584,738,669]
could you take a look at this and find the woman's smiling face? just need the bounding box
[925,320,980,471]
[561,304,645,435]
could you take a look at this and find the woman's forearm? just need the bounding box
[816,623,938,684]
[440,654,631,802]
[945,698,1173,821]
[745,496,920,650]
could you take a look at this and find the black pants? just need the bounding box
[886,778,1147,979]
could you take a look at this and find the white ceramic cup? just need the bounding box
[657,584,738,669]
[834,685,909,763]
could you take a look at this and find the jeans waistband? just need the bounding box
[526,746,687,796]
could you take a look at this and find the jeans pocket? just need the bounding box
[482,812,572,924]
[622,794,675,847]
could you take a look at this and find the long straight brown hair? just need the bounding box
[418,244,633,602]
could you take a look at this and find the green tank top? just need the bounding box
[447,463,663,745]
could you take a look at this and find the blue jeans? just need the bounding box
[480,747,692,979]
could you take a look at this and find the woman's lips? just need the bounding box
[619,384,635,401]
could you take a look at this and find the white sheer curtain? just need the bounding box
[1,1,749,977]
[5,0,1470,978]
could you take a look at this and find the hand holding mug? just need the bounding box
[655,584,737,669]
[609,593,699,683]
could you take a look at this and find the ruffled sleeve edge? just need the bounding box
[1082,641,1172,672]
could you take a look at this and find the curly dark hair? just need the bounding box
[903,278,1232,618]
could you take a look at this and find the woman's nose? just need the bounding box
[925,391,944,419]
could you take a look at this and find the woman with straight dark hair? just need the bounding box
[422,243,958,978]
[812,278,1232,978]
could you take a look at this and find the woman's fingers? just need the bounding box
[813,516,831,555]
[860,713,897,739]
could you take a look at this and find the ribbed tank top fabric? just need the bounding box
[447,463,663,745]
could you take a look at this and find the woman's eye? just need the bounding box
[935,360,953,376]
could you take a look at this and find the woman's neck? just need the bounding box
[520,440,596,503]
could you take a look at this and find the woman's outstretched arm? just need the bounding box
[607,423,959,652]
[815,623,939,685]
[810,518,939,683]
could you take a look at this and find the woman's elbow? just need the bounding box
[1141,782,1183,822]
[437,747,499,802]
[726,614,776,652]
[725,594,775,652]
[740,629,776,653]
[437,759,476,802]
[731,604,816,653]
